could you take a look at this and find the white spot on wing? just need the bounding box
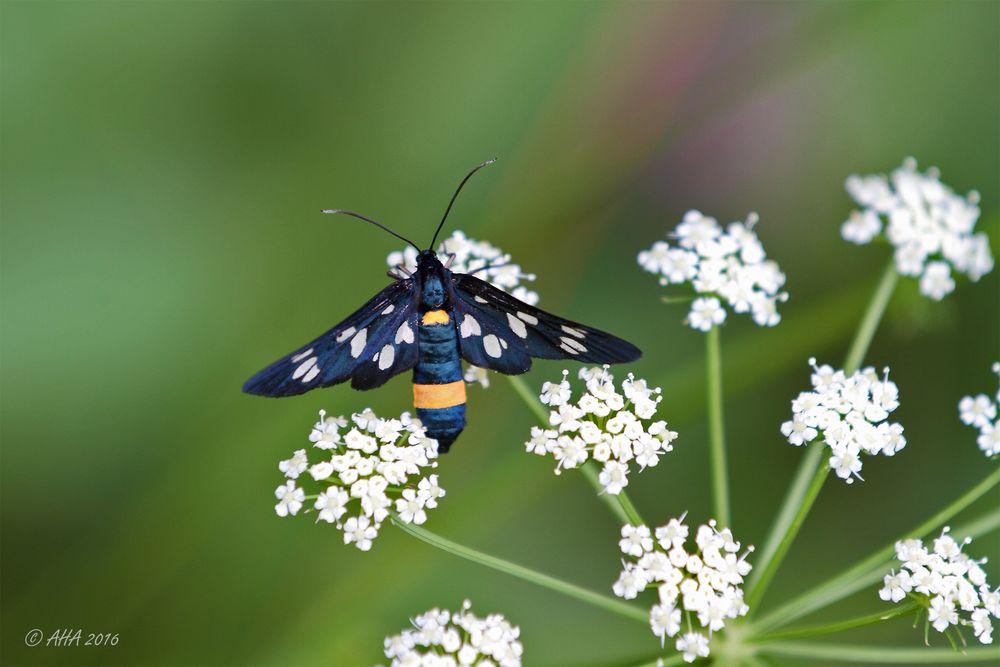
[377,344,395,370]
[302,365,320,382]
[561,325,586,339]
[336,327,355,343]
[293,356,318,379]
[350,328,367,358]
[516,311,538,325]
[395,321,414,344]
[291,348,314,363]
[460,314,481,338]
[474,295,488,304]
[483,334,503,358]
[560,336,587,353]
[506,313,528,338]
[381,304,395,315]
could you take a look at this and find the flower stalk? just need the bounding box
[750,602,921,643]
[747,259,898,610]
[390,513,649,624]
[754,468,1000,633]
[706,325,730,527]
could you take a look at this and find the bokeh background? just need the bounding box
[2,1,998,665]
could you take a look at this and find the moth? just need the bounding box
[243,160,641,452]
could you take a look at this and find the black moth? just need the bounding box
[243,160,641,452]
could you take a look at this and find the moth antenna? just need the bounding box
[322,209,420,250]
[429,158,497,251]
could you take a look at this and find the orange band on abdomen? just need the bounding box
[422,310,450,325]
[413,380,466,409]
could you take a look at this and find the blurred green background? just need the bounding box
[2,1,998,665]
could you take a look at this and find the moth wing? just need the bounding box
[452,273,641,365]
[242,280,418,396]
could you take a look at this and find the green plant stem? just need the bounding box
[758,642,1000,663]
[746,261,898,610]
[706,325,730,527]
[750,602,920,643]
[506,374,550,424]
[389,514,648,624]
[506,375,646,526]
[581,461,644,526]
[755,468,1000,633]
[746,460,830,612]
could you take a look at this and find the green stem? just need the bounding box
[747,459,830,612]
[842,260,899,374]
[755,468,1000,633]
[758,642,1000,663]
[750,602,920,643]
[581,461,644,525]
[706,325,730,527]
[389,514,648,624]
[507,375,646,526]
[745,261,898,611]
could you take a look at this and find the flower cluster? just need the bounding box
[382,600,523,666]
[638,210,787,331]
[879,527,998,645]
[959,362,1000,458]
[388,229,538,305]
[841,157,993,301]
[613,516,753,663]
[389,230,538,389]
[274,409,445,551]
[525,366,678,494]
[781,359,905,483]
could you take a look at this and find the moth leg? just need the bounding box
[444,253,457,269]
[387,263,413,280]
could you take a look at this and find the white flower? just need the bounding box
[879,569,912,603]
[342,515,378,551]
[383,600,523,666]
[274,480,304,517]
[620,525,655,557]
[919,261,955,301]
[394,488,427,525]
[278,449,309,479]
[881,527,997,645]
[464,364,491,389]
[959,363,1000,458]
[271,409,444,550]
[688,297,726,332]
[782,359,905,483]
[527,367,678,493]
[614,516,753,663]
[676,632,710,663]
[640,211,787,331]
[314,487,349,524]
[843,158,993,299]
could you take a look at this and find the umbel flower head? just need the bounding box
[638,210,788,331]
[612,515,753,663]
[525,366,678,494]
[382,599,524,666]
[841,157,994,301]
[958,362,1000,458]
[273,409,445,551]
[389,229,538,388]
[879,527,999,645]
[781,359,905,484]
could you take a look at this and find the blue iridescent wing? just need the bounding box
[242,280,419,396]
[451,273,641,368]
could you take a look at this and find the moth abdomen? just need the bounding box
[413,309,466,453]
